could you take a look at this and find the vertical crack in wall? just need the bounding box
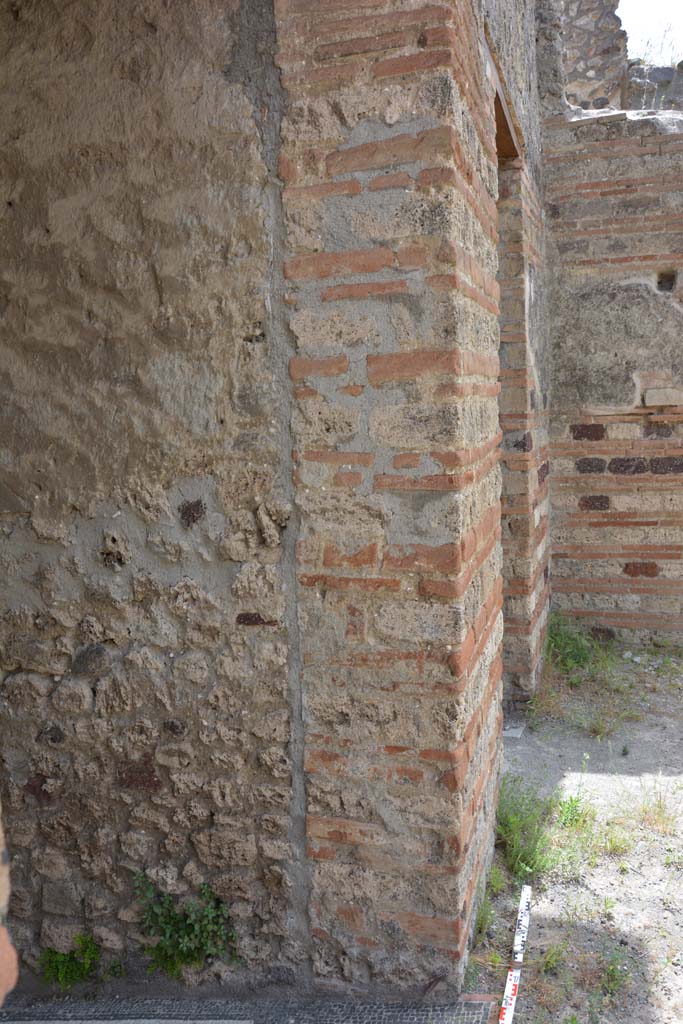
[224,0,313,980]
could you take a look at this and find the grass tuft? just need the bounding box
[547,613,596,673]
[487,861,508,896]
[540,941,566,975]
[496,776,558,880]
[599,950,629,997]
[473,887,494,943]
[530,614,643,740]
[496,776,626,884]
[601,821,633,857]
[637,777,678,835]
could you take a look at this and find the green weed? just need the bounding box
[102,958,125,981]
[600,896,616,920]
[540,942,566,975]
[664,848,683,869]
[39,935,101,991]
[134,874,238,979]
[496,776,557,880]
[558,794,585,828]
[498,774,630,886]
[587,715,611,740]
[488,861,507,895]
[600,950,629,997]
[474,887,494,942]
[601,822,633,857]
[553,788,604,876]
[532,615,631,739]
[463,960,481,991]
[547,613,596,673]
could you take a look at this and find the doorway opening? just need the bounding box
[493,85,551,711]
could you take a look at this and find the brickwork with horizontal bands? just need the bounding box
[546,111,683,639]
[0,0,547,997]
[275,0,513,989]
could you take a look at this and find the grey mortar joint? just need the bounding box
[224,0,314,982]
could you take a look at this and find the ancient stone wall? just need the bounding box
[561,0,628,109]
[0,0,548,995]
[628,62,683,112]
[545,110,683,638]
[0,0,305,987]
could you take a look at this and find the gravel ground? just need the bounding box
[465,644,683,1024]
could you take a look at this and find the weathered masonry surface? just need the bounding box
[0,0,303,984]
[561,0,627,110]
[561,0,683,113]
[547,111,683,638]
[0,0,681,998]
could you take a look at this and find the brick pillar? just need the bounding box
[275,0,504,989]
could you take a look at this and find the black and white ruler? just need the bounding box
[498,884,532,1024]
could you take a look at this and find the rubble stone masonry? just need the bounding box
[2,0,680,1000]
[0,0,303,988]
[628,63,683,112]
[561,0,627,110]
[0,0,546,996]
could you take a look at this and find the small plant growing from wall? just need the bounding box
[39,934,101,991]
[134,874,238,979]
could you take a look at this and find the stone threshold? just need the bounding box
[0,996,498,1024]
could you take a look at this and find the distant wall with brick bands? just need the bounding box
[546,111,683,638]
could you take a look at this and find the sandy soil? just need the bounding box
[466,644,683,1024]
